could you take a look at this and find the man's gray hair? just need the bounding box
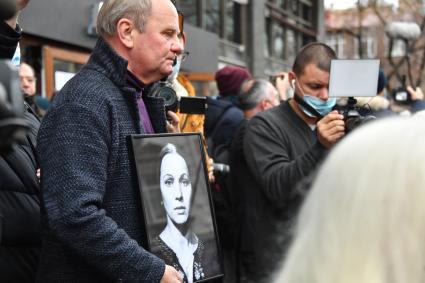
[239,79,274,111]
[96,0,152,37]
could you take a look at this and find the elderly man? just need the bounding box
[36,0,183,282]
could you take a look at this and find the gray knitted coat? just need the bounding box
[36,38,167,282]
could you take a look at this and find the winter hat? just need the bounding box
[215,66,252,97]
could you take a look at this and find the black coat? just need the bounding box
[0,104,41,283]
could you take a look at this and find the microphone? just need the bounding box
[0,0,17,21]
[385,22,421,41]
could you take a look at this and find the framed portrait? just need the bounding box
[131,133,223,283]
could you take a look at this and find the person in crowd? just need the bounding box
[242,42,345,282]
[36,0,184,282]
[228,79,280,282]
[352,69,425,117]
[275,116,425,283]
[152,143,210,283]
[204,65,252,160]
[0,0,42,282]
[19,62,36,97]
[19,62,50,117]
[0,0,28,61]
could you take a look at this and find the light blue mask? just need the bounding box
[294,79,335,117]
[301,95,336,117]
[11,44,21,66]
[168,58,181,82]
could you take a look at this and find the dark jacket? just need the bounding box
[0,20,20,59]
[204,97,244,155]
[36,38,167,282]
[0,104,41,283]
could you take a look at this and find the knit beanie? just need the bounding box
[215,66,252,97]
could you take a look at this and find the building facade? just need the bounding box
[19,0,324,98]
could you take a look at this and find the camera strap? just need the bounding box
[293,94,324,120]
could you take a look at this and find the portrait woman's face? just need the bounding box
[160,152,192,224]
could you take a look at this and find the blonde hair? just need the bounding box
[276,116,425,283]
[96,0,152,37]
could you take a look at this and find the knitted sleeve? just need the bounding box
[37,102,165,282]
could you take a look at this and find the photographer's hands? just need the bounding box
[166,111,180,133]
[316,110,345,149]
[275,72,291,102]
[407,85,424,101]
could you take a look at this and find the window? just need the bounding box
[265,0,317,61]
[354,35,377,58]
[327,33,345,58]
[178,0,198,26]
[179,0,244,44]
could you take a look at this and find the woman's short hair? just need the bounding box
[96,0,152,37]
[275,116,425,283]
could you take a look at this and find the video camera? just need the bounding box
[148,80,207,115]
[391,75,412,105]
[329,59,380,133]
[0,60,29,151]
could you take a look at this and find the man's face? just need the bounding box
[295,63,330,101]
[128,0,182,84]
[19,63,36,96]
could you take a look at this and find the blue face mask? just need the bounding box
[294,79,336,117]
[302,95,336,117]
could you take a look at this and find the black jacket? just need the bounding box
[204,97,243,160]
[0,104,41,283]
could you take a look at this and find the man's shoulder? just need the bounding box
[54,68,122,109]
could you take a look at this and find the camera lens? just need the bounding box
[148,82,178,112]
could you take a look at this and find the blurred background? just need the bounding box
[17,0,424,100]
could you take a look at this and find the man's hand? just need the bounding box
[166,111,180,133]
[407,85,424,101]
[207,157,215,183]
[316,110,345,149]
[160,265,183,283]
[275,72,291,102]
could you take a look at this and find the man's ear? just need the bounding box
[116,18,135,49]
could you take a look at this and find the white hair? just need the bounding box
[96,0,152,37]
[275,116,425,283]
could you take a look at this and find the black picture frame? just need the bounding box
[131,133,224,283]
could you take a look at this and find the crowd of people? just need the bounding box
[1,0,425,283]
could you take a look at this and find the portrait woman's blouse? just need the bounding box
[152,236,208,283]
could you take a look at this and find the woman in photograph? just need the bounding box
[152,143,207,283]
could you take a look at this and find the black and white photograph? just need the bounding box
[131,133,223,283]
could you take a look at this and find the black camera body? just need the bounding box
[391,86,412,105]
[148,81,207,114]
[338,97,376,133]
[0,60,29,151]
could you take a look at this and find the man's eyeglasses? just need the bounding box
[178,51,190,62]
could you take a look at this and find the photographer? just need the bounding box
[241,42,344,283]
[0,0,42,282]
